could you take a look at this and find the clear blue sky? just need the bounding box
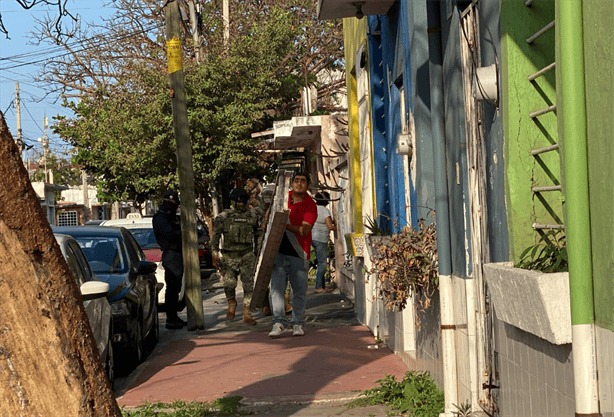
[0,0,114,159]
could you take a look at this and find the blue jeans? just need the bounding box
[312,240,328,289]
[270,252,309,326]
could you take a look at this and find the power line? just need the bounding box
[0,21,163,71]
[21,101,45,135]
[3,100,13,114]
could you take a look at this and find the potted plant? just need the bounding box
[363,214,392,261]
[344,232,365,257]
[514,230,568,272]
[365,215,438,327]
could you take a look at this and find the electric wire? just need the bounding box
[0,21,164,72]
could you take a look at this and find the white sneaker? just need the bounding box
[292,324,304,336]
[269,323,285,338]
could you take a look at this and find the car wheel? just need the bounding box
[132,317,143,365]
[105,330,115,390]
[146,300,159,349]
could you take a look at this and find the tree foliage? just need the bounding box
[33,0,344,213]
[30,152,82,186]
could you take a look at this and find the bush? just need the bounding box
[347,371,445,417]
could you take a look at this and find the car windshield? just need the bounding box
[129,228,160,250]
[74,237,128,274]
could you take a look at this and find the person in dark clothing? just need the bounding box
[153,189,186,330]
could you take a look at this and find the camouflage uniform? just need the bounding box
[212,205,261,306]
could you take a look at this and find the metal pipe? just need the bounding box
[529,104,556,118]
[525,0,536,6]
[528,62,556,81]
[526,20,555,44]
[428,2,456,415]
[531,185,562,192]
[531,144,559,155]
[532,223,565,230]
[558,1,599,414]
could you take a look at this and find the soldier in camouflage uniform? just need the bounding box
[211,188,261,325]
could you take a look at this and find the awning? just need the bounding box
[272,116,323,150]
[317,0,395,20]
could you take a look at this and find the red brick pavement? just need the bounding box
[117,325,409,407]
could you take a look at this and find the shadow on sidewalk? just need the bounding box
[117,287,409,414]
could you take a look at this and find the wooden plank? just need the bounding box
[251,210,289,307]
[251,170,292,308]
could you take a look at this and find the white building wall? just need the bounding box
[60,185,99,206]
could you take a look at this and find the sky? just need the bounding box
[0,0,115,160]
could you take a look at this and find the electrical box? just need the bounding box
[474,63,499,105]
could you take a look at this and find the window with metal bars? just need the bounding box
[58,211,78,226]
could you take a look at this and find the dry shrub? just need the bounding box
[367,219,438,328]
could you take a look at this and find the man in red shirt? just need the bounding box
[269,172,318,338]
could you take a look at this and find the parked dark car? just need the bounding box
[54,233,114,388]
[52,226,159,365]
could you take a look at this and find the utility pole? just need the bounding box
[223,0,229,45]
[188,0,200,62]
[165,0,204,330]
[206,0,229,216]
[15,83,23,153]
[72,92,90,222]
[82,170,90,222]
[38,117,50,183]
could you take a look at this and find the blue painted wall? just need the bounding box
[367,17,389,233]
[367,1,415,233]
[440,5,471,278]
[365,1,505,280]
[479,1,509,262]
[407,1,436,223]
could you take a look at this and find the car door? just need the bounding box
[65,240,110,356]
[122,229,155,333]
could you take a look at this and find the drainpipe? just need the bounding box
[428,1,457,415]
[558,2,600,415]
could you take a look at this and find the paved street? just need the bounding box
[114,268,410,416]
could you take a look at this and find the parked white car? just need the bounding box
[54,233,114,388]
[98,216,185,307]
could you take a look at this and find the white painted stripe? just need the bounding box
[439,274,458,416]
[572,323,599,414]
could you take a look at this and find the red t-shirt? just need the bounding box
[287,191,318,255]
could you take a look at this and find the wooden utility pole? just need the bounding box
[165,0,205,330]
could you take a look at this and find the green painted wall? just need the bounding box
[501,1,561,262]
[582,2,614,330]
[343,19,368,233]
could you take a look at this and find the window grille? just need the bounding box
[58,211,78,226]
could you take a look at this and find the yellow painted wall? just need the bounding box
[343,18,368,232]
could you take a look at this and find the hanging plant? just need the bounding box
[366,217,438,327]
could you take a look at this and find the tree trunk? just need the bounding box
[0,112,121,416]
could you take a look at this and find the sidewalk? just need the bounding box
[116,274,410,416]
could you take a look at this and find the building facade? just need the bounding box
[318,1,614,416]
